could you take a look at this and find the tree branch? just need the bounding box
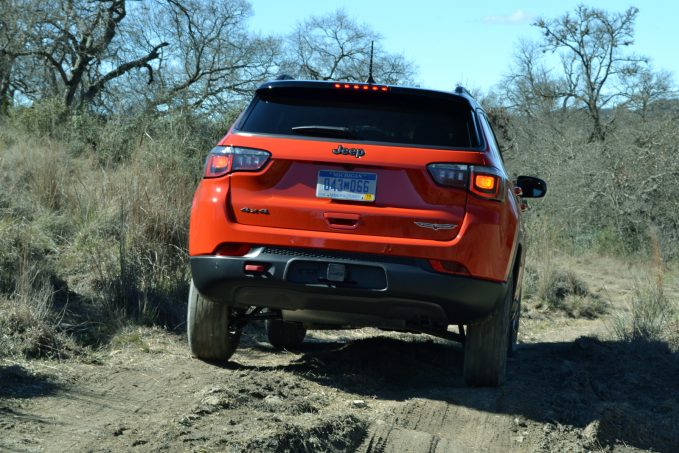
[83,41,168,103]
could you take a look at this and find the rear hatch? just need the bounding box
[224,82,485,241]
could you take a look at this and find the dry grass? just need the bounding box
[0,263,78,359]
[523,218,608,319]
[525,265,608,319]
[0,109,222,356]
[612,277,676,342]
[611,232,678,343]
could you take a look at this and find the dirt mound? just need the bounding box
[244,414,368,452]
[189,372,327,417]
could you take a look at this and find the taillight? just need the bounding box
[204,146,270,178]
[427,163,505,200]
[206,154,230,177]
[474,174,496,191]
[470,166,504,200]
[427,163,468,188]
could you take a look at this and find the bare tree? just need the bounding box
[0,0,34,113]
[284,9,416,84]
[532,5,646,141]
[1,0,280,115]
[0,2,14,113]
[14,0,169,110]
[502,40,562,118]
[3,1,416,117]
[134,0,281,115]
[620,66,675,119]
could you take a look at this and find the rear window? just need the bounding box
[236,88,482,149]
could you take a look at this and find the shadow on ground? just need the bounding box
[235,333,679,452]
[0,364,61,399]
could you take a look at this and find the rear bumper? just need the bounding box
[190,247,506,325]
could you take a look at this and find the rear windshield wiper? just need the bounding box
[291,125,357,139]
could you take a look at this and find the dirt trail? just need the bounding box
[2,262,679,452]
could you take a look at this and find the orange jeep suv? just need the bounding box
[187,79,546,386]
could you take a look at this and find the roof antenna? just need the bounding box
[366,41,376,84]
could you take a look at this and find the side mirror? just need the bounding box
[515,176,547,198]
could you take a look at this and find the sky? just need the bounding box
[248,0,679,93]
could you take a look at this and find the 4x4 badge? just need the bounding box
[332,145,365,158]
[414,222,457,231]
[241,207,270,215]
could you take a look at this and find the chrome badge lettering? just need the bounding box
[241,207,270,215]
[414,222,457,231]
[332,145,365,158]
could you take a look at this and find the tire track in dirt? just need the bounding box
[2,325,678,452]
[2,360,192,451]
[1,331,373,452]
[361,399,519,453]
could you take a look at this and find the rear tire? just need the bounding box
[265,319,306,350]
[187,280,240,363]
[463,276,513,387]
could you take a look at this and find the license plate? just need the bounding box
[316,170,377,202]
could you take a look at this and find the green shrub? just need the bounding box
[8,98,70,139]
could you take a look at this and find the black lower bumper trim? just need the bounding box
[190,247,507,325]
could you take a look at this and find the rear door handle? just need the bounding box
[324,212,360,230]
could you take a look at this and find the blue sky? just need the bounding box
[249,0,678,92]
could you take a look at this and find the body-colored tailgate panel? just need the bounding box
[224,135,490,241]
